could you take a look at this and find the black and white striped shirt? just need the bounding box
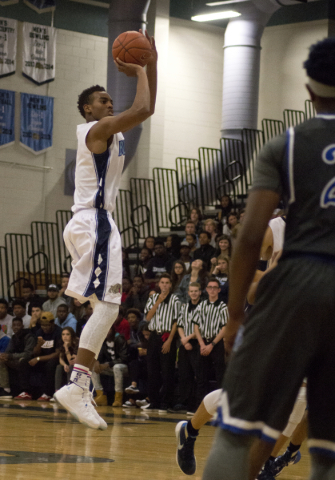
[144,293,181,332]
[177,301,200,337]
[193,299,228,338]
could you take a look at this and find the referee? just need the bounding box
[174,282,202,413]
[193,277,227,407]
[144,274,181,413]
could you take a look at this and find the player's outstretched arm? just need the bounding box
[142,29,157,116]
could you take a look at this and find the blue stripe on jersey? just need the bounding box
[84,209,112,300]
[92,149,111,209]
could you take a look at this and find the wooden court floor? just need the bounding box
[0,399,310,480]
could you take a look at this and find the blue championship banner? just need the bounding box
[0,89,14,148]
[23,0,55,13]
[20,93,53,155]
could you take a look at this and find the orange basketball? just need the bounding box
[112,31,152,67]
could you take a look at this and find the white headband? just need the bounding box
[308,77,335,98]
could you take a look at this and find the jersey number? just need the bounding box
[320,177,335,208]
[320,145,335,208]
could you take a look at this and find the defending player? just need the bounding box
[202,38,335,480]
[54,31,157,429]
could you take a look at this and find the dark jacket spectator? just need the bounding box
[124,275,149,313]
[6,325,35,361]
[193,231,216,270]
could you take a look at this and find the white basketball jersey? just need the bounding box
[268,216,286,264]
[72,121,125,214]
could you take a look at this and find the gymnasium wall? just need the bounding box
[258,19,329,123]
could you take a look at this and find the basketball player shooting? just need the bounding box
[54,30,157,430]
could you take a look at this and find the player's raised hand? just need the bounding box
[114,58,143,77]
[139,29,157,64]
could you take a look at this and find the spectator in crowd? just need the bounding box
[193,231,216,271]
[55,327,78,392]
[185,234,198,256]
[222,211,239,236]
[231,208,246,246]
[189,208,203,235]
[0,298,13,337]
[122,248,131,279]
[0,317,34,400]
[76,301,93,338]
[124,275,149,313]
[29,312,62,402]
[135,247,152,277]
[204,219,218,248]
[55,304,77,331]
[114,306,131,341]
[42,284,66,318]
[93,324,129,407]
[183,221,200,248]
[69,297,86,322]
[217,194,233,225]
[145,241,170,283]
[124,321,151,407]
[126,308,143,348]
[59,273,71,306]
[179,240,192,270]
[22,282,41,315]
[166,234,181,260]
[29,303,43,335]
[144,236,155,255]
[210,254,230,304]
[174,282,202,413]
[193,277,228,408]
[12,300,31,328]
[175,259,209,304]
[144,274,181,412]
[121,277,133,305]
[171,260,187,293]
[213,234,232,258]
[0,330,10,353]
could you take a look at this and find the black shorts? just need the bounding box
[215,255,335,458]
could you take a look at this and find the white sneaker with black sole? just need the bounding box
[125,385,140,394]
[0,387,12,399]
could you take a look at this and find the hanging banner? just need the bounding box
[0,89,14,148]
[20,92,53,155]
[0,18,17,78]
[24,0,55,13]
[22,22,56,85]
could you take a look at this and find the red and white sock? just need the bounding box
[70,364,91,390]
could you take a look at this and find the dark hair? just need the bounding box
[303,38,335,87]
[122,277,132,284]
[30,302,43,311]
[126,308,142,320]
[12,317,23,324]
[57,304,69,311]
[22,282,34,291]
[61,273,70,279]
[133,274,144,282]
[185,233,196,241]
[60,327,78,356]
[186,220,196,226]
[171,260,186,292]
[144,236,155,250]
[190,259,208,291]
[159,273,172,282]
[154,240,165,247]
[77,85,106,118]
[226,212,238,229]
[207,276,221,288]
[0,298,8,308]
[199,230,211,240]
[119,305,125,317]
[12,300,25,309]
